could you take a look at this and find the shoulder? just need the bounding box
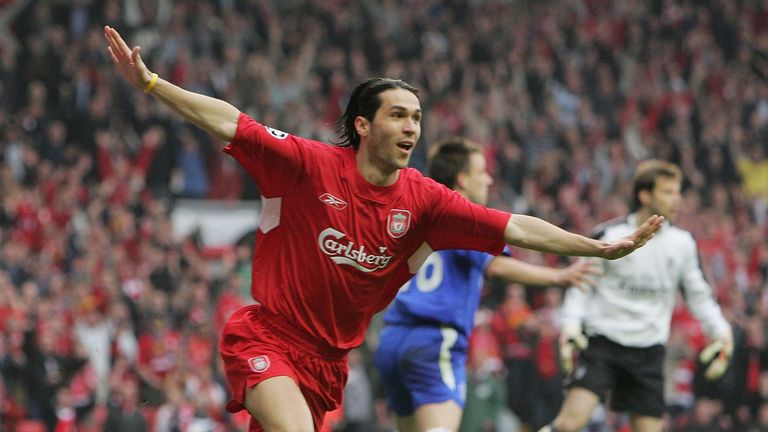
[663,223,697,247]
[238,113,338,152]
[399,168,457,203]
[401,168,439,187]
[405,169,464,201]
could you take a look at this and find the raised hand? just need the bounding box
[104,26,153,90]
[600,215,664,260]
[103,26,240,141]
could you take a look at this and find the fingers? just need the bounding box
[566,263,600,289]
[622,215,664,252]
[105,27,128,66]
[132,46,142,68]
[560,341,575,374]
[574,275,598,291]
[107,46,119,65]
[576,259,603,276]
[699,340,724,363]
[104,26,121,56]
[588,264,604,276]
[637,215,664,239]
[105,25,132,57]
[636,216,656,235]
[700,338,733,381]
[560,332,588,375]
[704,358,728,381]
[571,333,588,350]
[104,26,140,72]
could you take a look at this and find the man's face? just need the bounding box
[458,152,493,205]
[644,177,681,220]
[361,88,421,172]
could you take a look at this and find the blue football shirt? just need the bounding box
[383,247,508,336]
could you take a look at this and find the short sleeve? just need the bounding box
[424,181,509,255]
[223,113,306,197]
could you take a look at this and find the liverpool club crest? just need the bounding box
[248,356,270,373]
[387,209,412,239]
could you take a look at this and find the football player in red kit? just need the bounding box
[104,26,662,432]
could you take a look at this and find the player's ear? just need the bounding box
[354,116,370,137]
[455,172,468,191]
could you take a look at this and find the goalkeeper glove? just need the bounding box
[560,323,588,375]
[699,332,733,381]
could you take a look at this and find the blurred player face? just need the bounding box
[357,89,421,175]
[643,177,681,220]
[458,152,493,205]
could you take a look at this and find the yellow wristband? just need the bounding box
[143,73,159,94]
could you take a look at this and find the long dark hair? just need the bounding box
[335,78,419,149]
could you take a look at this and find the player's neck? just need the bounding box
[355,151,401,186]
[634,208,653,227]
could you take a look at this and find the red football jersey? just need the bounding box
[224,114,509,350]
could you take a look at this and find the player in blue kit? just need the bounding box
[374,138,600,432]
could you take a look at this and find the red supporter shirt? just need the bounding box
[224,113,509,350]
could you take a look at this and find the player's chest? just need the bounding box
[605,232,684,278]
[286,179,423,252]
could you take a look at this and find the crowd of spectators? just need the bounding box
[1,0,768,431]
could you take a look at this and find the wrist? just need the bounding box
[554,270,568,287]
[143,72,159,94]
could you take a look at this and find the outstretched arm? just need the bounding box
[104,26,240,142]
[503,214,663,260]
[485,257,601,288]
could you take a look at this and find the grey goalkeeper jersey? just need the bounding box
[561,214,731,348]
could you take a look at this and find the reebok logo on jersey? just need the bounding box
[318,228,392,272]
[319,193,348,210]
[248,356,270,373]
[264,126,288,139]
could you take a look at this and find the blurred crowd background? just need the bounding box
[1,0,768,431]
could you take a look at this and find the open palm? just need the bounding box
[104,26,152,90]
[601,215,664,260]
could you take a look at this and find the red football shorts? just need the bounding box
[220,304,349,431]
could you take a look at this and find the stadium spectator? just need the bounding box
[460,307,508,432]
[492,283,538,426]
[102,376,148,432]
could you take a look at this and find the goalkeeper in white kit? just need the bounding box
[540,160,733,432]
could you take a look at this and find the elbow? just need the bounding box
[484,261,502,280]
[208,117,239,143]
[222,116,240,142]
[503,218,528,248]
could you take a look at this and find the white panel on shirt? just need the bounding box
[259,197,281,233]
[407,242,435,274]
